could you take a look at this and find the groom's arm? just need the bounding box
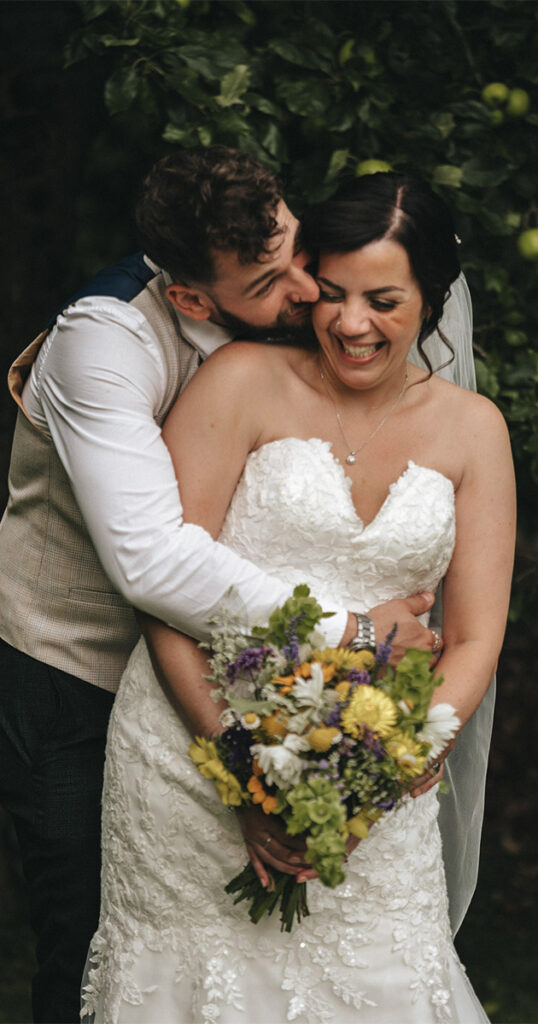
[30,300,351,644]
[32,301,437,654]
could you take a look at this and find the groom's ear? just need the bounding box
[166,283,213,322]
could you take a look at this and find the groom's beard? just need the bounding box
[211,300,317,345]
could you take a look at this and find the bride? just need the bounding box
[81,174,515,1023]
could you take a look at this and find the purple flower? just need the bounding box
[282,617,301,663]
[282,635,300,664]
[360,728,386,760]
[219,723,254,782]
[226,645,271,684]
[374,625,397,668]
[347,669,371,687]
[374,797,396,811]
[327,705,342,727]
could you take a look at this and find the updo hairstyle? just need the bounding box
[301,173,461,375]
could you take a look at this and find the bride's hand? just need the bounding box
[235,805,312,888]
[366,592,437,665]
[236,807,362,887]
[408,738,456,798]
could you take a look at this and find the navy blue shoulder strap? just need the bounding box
[47,252,157,327]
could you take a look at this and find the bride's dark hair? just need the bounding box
[301,173,461,376]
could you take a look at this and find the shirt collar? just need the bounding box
[158,264,233,360]
[175,308,233,359]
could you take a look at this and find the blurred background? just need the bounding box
[0,2,537,1021]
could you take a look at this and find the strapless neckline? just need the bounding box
[248,437,454,532]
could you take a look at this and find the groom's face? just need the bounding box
[209,203,321,337]
[168,202,320,339]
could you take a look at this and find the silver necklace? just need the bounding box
[318,363,409,465]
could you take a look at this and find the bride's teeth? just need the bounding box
[342,342,378,358]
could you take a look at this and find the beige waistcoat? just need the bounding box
[0,275,200,692]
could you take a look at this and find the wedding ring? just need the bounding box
[263,836,272,850]
[428,762,441,778]
[430,629,442,654]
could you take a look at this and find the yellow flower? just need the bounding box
[340,685,397,738]
[334,681,351,701]
[313,647,375,673]
[346,811,371,840]
[188,737,246,806]
[386,731,427,777]
[346,805,382,839]
[308,726,341,753]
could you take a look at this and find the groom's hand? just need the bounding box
[342,593,437,666]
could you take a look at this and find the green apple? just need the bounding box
[338,39,355,65]
[517,229,538,261]
[504,329,527,347]
[490,109,504,126]
[506,88,530,117]
[481,82,509,107]
[356,159,392,176]
[504,212,522,230]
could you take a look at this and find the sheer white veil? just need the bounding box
[410,273,496,936]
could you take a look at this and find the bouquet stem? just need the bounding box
[225,862,309,933]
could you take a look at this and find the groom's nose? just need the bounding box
[288,256,320,305]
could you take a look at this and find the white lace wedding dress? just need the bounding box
[82,439,488,1024]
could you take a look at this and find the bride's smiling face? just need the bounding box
[312,239,427,393]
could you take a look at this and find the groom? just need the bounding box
[0,146,465,1023]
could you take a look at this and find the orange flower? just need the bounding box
[247,775,278,814]
[272,673,296,695]
[294,660,335,683]
[294,661,313,678]
[261,713,288,739]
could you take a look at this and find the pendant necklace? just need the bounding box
[318,362,409,465]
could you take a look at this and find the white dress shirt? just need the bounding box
[22,294,348,645]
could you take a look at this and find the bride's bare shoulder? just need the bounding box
[428,373,509,446]
[199,341,309,392]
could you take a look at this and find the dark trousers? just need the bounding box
[0,639,115,1023]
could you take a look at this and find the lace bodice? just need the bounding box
[220,439,455,614]
[81,437,489,1024]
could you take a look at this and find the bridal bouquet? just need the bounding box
[189,586,459,932]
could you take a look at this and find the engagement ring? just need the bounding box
[430,629,442,653]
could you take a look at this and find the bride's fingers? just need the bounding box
[252,836,310,875]
[408,761,445,798]
[246,844,272,889]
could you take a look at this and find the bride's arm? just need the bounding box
[428,395,515,725]
[142,346,325,883]
[140,614,318,885]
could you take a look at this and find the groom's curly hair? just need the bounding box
[136,146,283,284]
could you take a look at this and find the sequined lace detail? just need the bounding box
[82,439,487,1024]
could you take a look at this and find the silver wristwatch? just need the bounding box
[347,612,377,654]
